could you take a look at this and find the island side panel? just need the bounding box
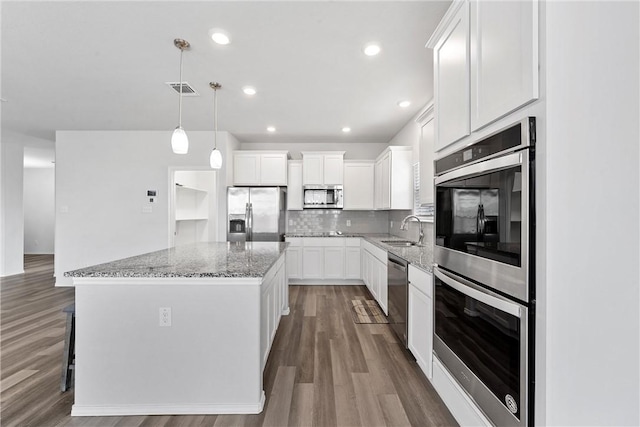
[72,280,263,416]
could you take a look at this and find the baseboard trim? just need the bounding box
[288,279,364,286]
[71,393,266,417]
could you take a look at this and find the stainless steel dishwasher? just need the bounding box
[387,253,409,348]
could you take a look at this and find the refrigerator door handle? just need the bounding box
[246,202,253,241]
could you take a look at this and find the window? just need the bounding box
[413,163,434,218]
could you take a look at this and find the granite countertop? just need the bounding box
[64,242,288,279]
[285,233,434,273]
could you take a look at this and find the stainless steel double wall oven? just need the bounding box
[433,117,536,427]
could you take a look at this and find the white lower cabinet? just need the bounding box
[260,254,287,369]
[302,246,324,279]
[408,265,433,380]
[345,246,361,280]
[323,246,345,279]
[361,240,388,315]
[285,237,361,282]
[286,243,302,279]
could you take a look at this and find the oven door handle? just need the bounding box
[435,151,523,185]
[434,267,522,318]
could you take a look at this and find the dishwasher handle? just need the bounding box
[388,257,407,272]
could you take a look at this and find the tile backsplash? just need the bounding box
[286,210,390,234]
[286,209,434,243]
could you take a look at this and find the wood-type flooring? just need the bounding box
[1,255,457,427]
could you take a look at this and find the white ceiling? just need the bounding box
[2,0,450,157]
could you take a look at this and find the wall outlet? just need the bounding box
[390,220,394,228]
[159,307,172,327]
[346,219,351,227]
[288,219,293,226]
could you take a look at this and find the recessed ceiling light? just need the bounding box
[267,126,276,132]
[363,43,381,56]
[342,127,351,133]
[397,100,411,108]
[243,86,257,96]
[210,30,230,45]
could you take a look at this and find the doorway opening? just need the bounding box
[168,168,218,247]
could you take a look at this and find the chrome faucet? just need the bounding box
[400,214,424,246]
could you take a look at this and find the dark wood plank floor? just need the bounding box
[1,255,457,427]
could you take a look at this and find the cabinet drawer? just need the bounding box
[285,237,303,247]
[345,238,361,247]
[302,237,345,247]
[408,265,432,298]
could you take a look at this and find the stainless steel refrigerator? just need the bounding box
[227,187,287,242]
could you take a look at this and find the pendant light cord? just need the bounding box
[214,86,218,149]
[178,47,184,127]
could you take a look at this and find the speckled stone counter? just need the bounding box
[69,241,289,417]
[363,235,434,274]
[65,241,288,279]
[284,233,434,273]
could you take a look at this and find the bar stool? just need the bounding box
[60,303,75,392]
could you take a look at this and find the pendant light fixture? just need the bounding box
[209,82,223,169]
[171,38,190,154]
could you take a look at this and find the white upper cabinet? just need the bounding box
[374,146,413,210]
[343,161,374,210]
[287,160,303,211]
[470,0,539,131]
[428,0,539,152]
[301,151,345,185]
[417,104,435,205]
[233,151,289,186]
[429,0,470,152]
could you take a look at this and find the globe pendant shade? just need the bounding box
[171,127,189,154]
[210,148,223,169]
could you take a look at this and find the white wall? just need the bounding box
[55,131,236,286]
[543,2,639,425]
[239,141,388,160]
[24,167,55,254]
[0,139,24,276]
[387,109,423,164]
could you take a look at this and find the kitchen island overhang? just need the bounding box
[65,242,288,417]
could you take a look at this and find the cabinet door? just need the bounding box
[420,117,435,205]
[260,154,288,185]
[381,153,391,210]
[302,154,324,185]
[234,153,261,185]
[323,154,344,185]
[324,247,345,279]
[361,250,370,290]
[433,1,470,151]
[369,253,379,300]
[374,161,383,210]
[286,246,302,279]
[470,0,538,131]
[377,258,388,315]
[287,161,303,210]
[408,284,433,379]
[345,247,361,279]
[343,162,374,210]
[302,247,324,279]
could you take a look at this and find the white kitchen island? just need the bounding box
[65,242,288,417]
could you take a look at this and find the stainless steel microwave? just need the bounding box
[303,185,343,209]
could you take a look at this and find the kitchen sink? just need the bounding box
[381,240,420,247]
